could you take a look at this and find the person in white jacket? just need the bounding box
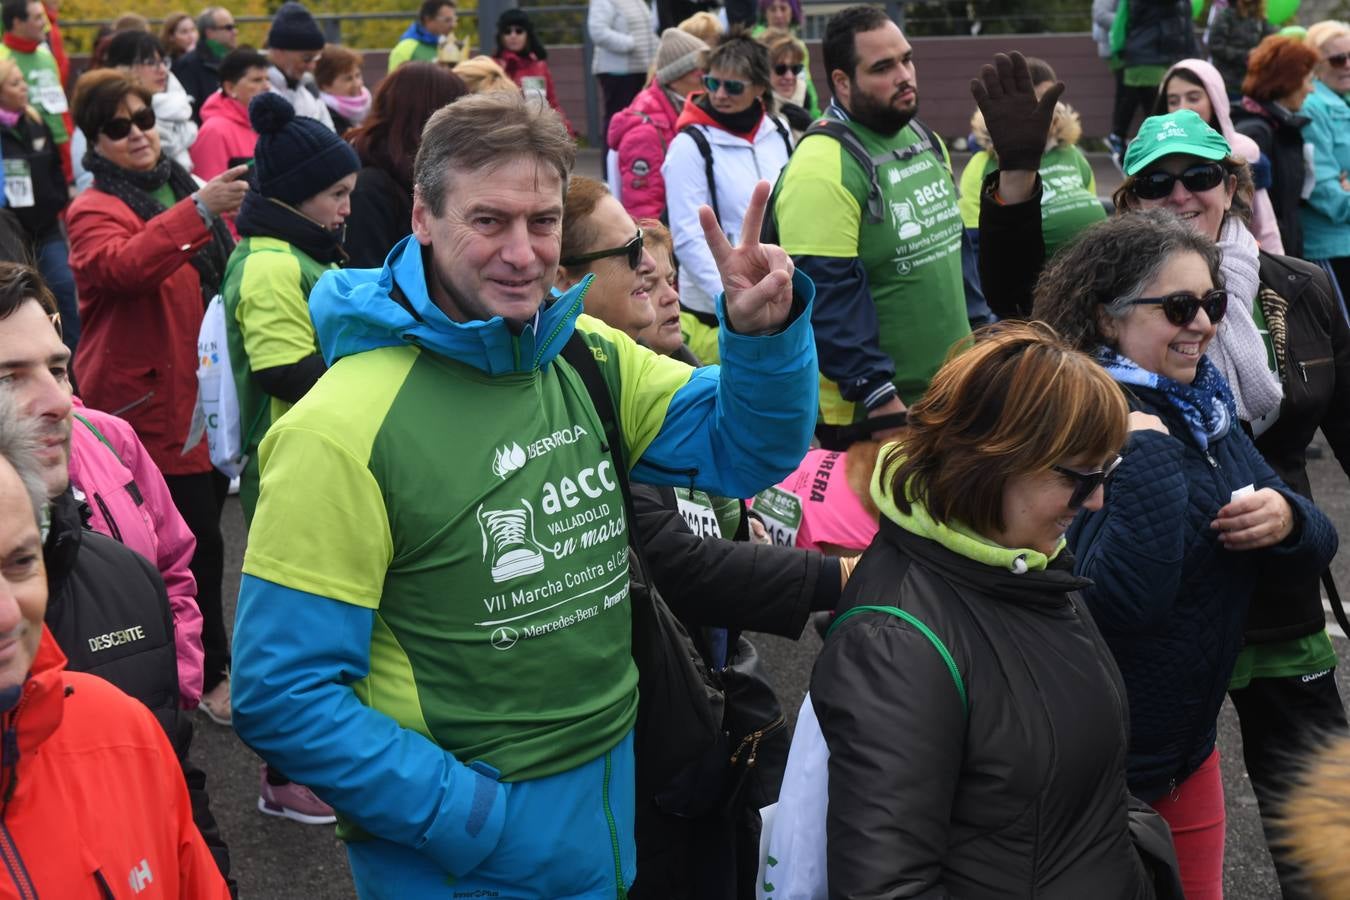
[588,0,658,140]
[264,1,334,131]
[662,35,791,362]
[104,30,199,173]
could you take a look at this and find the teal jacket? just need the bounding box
[1299,80,1350,261]
[231,235,817,897]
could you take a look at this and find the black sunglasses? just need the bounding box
[1052,454,1123,510]
[211,22,237,30]
[561,229,644,271]
[101,107,157,140]
[703,75,747,96]
[1127,288,1228,327]
[1326,52,1350,68]
[773,63,804,76]
[503,25,526,35]
[1129,162,1227,200]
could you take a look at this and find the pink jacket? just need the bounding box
[607,80,682,219]
[1162,59,1284,254]
[493,51,575,136]
[190,91,258,181]
[67,397,205,708]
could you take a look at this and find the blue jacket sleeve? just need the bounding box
[630,268,819,498]
[797,255,898,408]
[231,575,508,876]
[1071,430,1190,634]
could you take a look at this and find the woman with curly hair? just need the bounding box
[1032,209,1339,899]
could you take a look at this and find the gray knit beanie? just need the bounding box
[655,29,708,85]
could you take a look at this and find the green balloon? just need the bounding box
[1279,24,1308,38]
[1266,0,1299,26]
[1192,0,1204,19]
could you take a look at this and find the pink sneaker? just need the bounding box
[257,766,337,825]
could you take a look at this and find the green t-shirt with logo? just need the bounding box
[957,145,1105,257]
[774,119,970,423]
[243,315,695,789]
[0,44,67,145]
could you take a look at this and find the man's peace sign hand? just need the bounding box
[699,180,796,335]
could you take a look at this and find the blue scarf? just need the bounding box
[401,21,440,46]
[1097,348,1237,450]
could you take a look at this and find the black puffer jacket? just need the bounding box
[42,490,179,742]
[1231,99,1311,258]
[813,515,1166,899]
[0,113,67,242]
[1248,252,1350,640]
[1122,0,1200,67]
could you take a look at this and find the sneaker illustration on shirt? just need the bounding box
[478,499,547,583]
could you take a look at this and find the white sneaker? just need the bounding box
[199,678,231,726]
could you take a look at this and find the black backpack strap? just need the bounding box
[802,118,884,225]
[679,125,721,225]
[772,114,793,158]
[1323,571,1350,638]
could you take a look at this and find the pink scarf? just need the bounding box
[0,106,22,128]
[321,87,371,127]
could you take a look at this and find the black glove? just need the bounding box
[780,101,813,133]
[968,51,1064,172]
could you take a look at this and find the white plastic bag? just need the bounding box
[757,691,830,900]
[195,294,247,478]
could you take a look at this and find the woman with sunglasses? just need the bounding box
[763,32,817,138]
[1300,20,1350,301]
[663,34,791,364]
[980,56,1350,898]
[492,8,574,137]
[1032,210,1338,899]
[66,69,247,729]
[813,321,1183,899]
[556,175,657,337]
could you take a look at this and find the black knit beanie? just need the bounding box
[249,92,360,205]
[267,1,325,51]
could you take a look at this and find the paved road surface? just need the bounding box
[190,147,1347,897]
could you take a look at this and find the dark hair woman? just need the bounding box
[343,61,467,268]
[161,11,197,62]
[66,69,247,725]
[492,8,574,135]
[812,321,1181,898]
[1032,210,1339,899]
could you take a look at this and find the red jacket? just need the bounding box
[190,92,256,181]
[67,188,214,476]
[0,629,229,899]
[493,50,575,136]
[606,80,682,219]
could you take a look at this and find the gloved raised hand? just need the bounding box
[969,51,1064,172]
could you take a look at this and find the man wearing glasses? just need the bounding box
[173,5,238,120]
[389,0,461,72]
[231,90,816,898]
[265,1,334,131]
[769,5,970,450]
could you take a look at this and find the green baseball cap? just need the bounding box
[1123,110,1233,176]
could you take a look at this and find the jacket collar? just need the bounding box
[311,234,591,376]
[1,630,69,805]
[401,20,441,46]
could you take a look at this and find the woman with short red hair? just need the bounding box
[1231,34,1321,256]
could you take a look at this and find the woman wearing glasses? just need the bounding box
[555,175,657,338]
[663,34,791,363]
[104,30,197,176]
[1300,20,1350,300]
[813,321,1182,898]
[1032,210,1339,899]
[763,32,817,139]
[66,69,246,729]
[492,8,574,137]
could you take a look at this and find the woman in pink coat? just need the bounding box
[491,8,575,135]
[190,47,270,179]
[68,397,205,708]
[1154,58,1285,253]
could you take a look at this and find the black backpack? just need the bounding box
[679,118,794,225]
[762,115,946,243]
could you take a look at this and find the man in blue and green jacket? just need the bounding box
[231,90,817,898]
[388,0,460,72]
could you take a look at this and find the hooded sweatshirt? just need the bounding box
[1161,58,1285,254]
[229,235,818,893]
[190,91,257,181]
[958,101,1106,257]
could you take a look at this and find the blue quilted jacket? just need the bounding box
[1068,382,1338,802]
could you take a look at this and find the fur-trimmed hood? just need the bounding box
[970,100,1082,155]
